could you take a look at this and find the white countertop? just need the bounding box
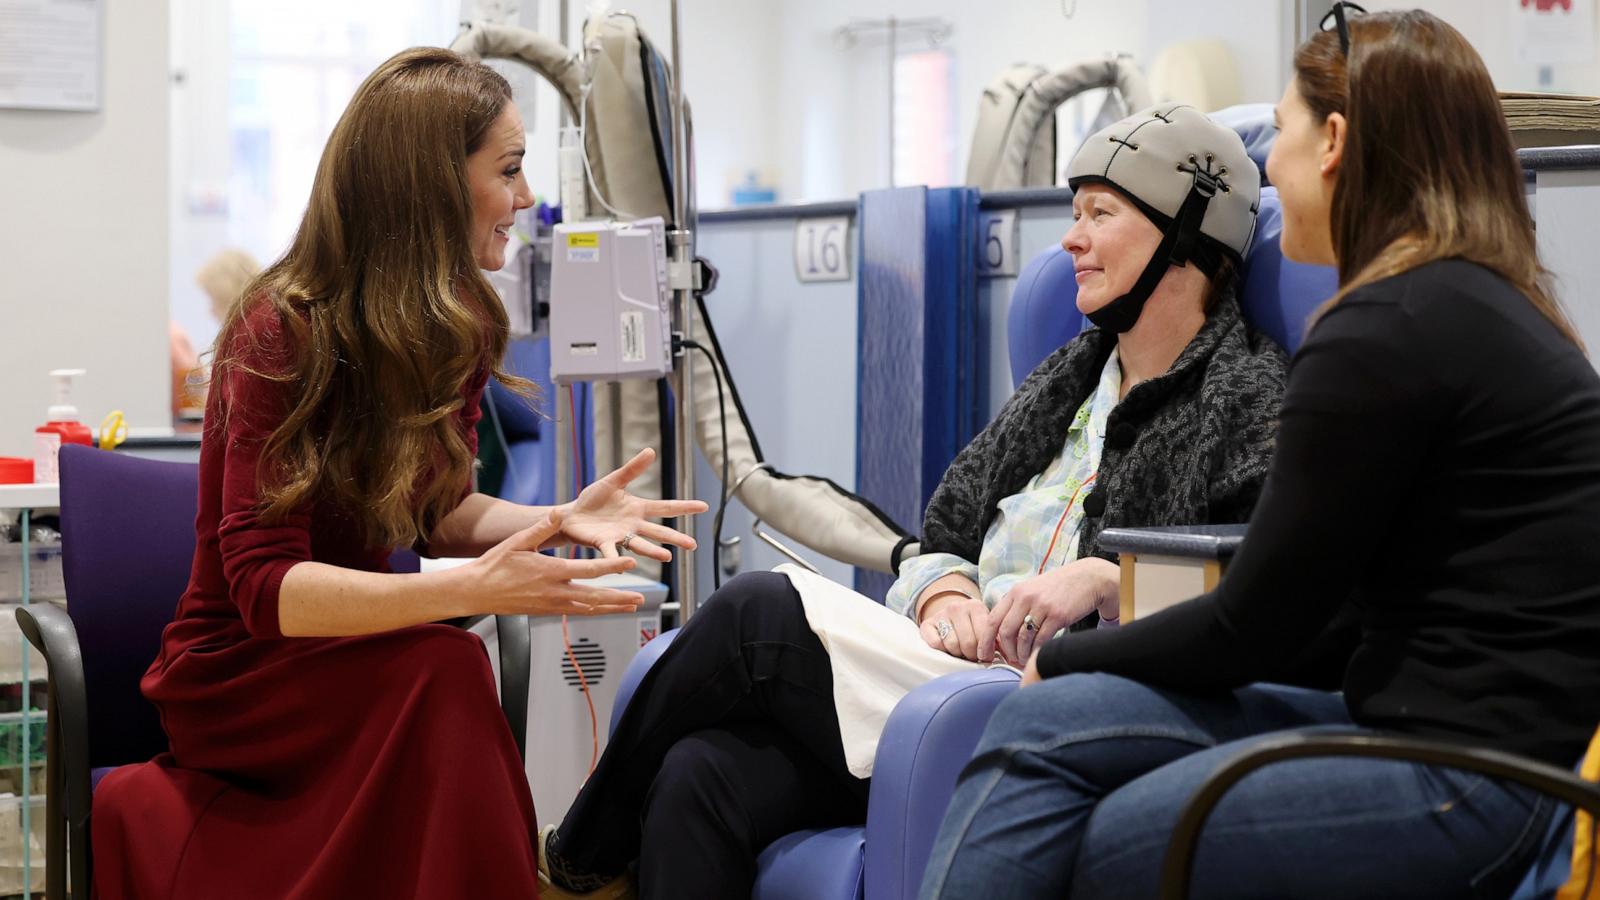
[0,484,60,510]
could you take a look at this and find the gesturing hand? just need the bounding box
[471,508,648,617]
[563,448,709,561]
[981,558,1120,667]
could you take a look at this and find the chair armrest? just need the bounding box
[15,604,93,827]
[493,615,531,763]
[608,629,679,736]
[864,668,1021,900]
[1159,730,1600,900]
[1096,524,1248,563]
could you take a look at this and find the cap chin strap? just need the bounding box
[1084,168,1224,334]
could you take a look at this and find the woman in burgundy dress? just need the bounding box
[92,47,704,899]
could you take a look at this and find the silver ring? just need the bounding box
[619,533,637,553]
[936,620,954,641]
[1024,614,1039,633]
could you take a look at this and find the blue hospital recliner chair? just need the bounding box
[609,185,1340,900]
[483,336,556,508]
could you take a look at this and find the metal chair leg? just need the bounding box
[44,699,64,900]
[494,614,532,763]
[68,819,88,900]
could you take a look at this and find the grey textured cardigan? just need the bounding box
[917,291,1287,572]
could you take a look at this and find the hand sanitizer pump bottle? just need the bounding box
[34,368,93,483]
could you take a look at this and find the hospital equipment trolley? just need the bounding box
[0,482,61,897]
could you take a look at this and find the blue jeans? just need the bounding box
[919,673,1553,900]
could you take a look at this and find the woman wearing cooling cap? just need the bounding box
[536,106,1301,900]
[919,8,1600,900]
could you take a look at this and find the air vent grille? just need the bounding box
[560,638,607,689]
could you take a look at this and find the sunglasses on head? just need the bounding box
[1319,2,1368,57]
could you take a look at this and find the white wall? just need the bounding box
[4,0,1593,463]
[1147,0,1285,106]
[1367,1,1600,94]
[760,0,1296,204]
[773,0,1149,203]
[524,0,1593,208]
[742,0,1592,204]
[0,1,170,458]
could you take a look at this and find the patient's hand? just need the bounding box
[983,558,1119,666]
[917,593,995,663]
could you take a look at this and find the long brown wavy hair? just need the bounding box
[1294,9,1582,348]
[213,47,535,548]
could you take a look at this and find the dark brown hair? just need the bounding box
[1293,10,1581,347]
[213,47,535,547]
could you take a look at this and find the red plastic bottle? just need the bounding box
[34,368,93,484]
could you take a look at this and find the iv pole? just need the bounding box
[667,0,699,620]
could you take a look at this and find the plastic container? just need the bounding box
[0,461,30,485]
[0,606,49,687]
[0,713,46,773]
[0,791,46,895]
[34,369,93,484]
[731,170,777,206]
[559,125,589,222]
[0,543,64,603]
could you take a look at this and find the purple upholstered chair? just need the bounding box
[18,444,531,898]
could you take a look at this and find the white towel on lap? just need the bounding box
[777,564,984,778]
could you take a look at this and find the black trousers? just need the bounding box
[555,571,869,899]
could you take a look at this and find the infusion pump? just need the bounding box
[548,217,674,384]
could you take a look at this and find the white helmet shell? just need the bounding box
[1067,103,1260,260]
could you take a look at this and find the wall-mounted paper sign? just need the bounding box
[0,0,104,112]
[1513,0,1597,65]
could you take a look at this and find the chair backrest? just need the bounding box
[1006,187,1339,387]
[484,336,554,507]
[1208,103,1277,180]
[1236,188,1340,357]
[488,336,548,443]
[58,444,197,768]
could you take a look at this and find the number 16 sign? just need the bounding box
[794,216,852,283]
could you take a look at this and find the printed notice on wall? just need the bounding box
[0,0,103,111]
[1513,0,1597,65]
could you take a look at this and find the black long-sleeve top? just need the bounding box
[1037,260,1600,767]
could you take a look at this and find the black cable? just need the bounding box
[655,378,677,613]
[569,383,590,559]
[676,338,730,588]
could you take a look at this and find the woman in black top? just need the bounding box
[920,10,1600,900]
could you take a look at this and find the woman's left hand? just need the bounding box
[562,448,709,562]
[982,557,1120,667]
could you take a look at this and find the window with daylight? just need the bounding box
[892,47,958,188]
[169,0,461,356]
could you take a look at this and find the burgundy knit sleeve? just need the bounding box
[214,309,312,638]
[460,367,488,472]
